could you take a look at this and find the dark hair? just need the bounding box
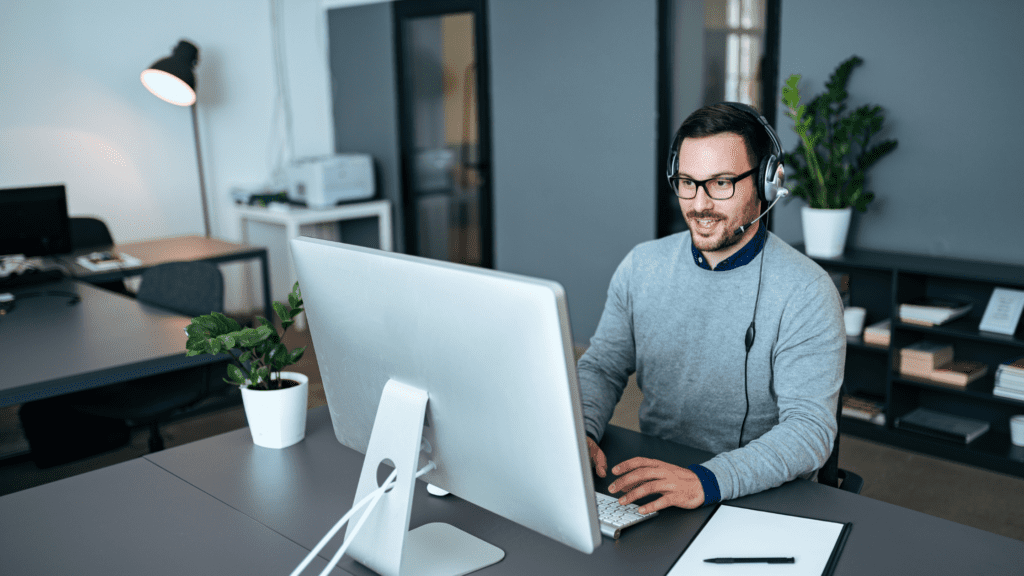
[671,103,774,174]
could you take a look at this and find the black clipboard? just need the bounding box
[668,504,852,576]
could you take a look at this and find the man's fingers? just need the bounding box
[608,466,664,494]
[594,448,607,478]
[635,495,673,515]
[587,438,607,478]
[618,478,674,504]
[610,457,658,476]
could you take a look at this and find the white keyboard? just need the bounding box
[595,491,658,539]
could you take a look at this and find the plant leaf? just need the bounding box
[226,363,247,385]
[253,366,271,388]
[217,334,236,350]
[273,302,290,324]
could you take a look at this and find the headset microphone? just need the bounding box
[733,185,790,236]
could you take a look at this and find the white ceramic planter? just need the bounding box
[240,371,309,449]
[802,206,853,258]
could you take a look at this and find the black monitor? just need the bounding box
[0,184,73,257]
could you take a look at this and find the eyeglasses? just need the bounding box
[668,168,756,200]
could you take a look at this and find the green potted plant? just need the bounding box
[185,282,309,448]
[782,55,898,257]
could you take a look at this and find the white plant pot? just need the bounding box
[802,206,853,258]
[241,371,309,449]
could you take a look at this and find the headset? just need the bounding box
[666,102,787,448]
[666,101,789,237]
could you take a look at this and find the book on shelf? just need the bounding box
[993,386,1024,402]
[862,318,891,347]
[997,357,1024,377]
[929,361,988,387]
[841,395,886,425]
[894,407,990,444]
[897,341,954,377]
[995,366,1024,391]
[899,297,973,327]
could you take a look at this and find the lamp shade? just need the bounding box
[141,40,199,106]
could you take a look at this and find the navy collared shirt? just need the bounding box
[691,221,768,271]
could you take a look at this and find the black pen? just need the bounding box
[704,557,795,564]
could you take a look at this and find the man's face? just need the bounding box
[676,132,762,256]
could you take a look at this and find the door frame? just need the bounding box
[655,0,783,239]
[392,0,494,268]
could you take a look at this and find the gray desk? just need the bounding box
[0,457,344,575]
[63,235,272,319]
[146,407,1024,575]
[0,280,224,407]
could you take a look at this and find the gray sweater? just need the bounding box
[578,231,845,501]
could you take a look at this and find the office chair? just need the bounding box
[818,394,865,494]
[69,216,131,295]
[67,261,229,452]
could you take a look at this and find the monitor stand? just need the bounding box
[346,379,505,576]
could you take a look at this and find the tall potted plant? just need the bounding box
[782,55,898,257]
[185,282,309,448]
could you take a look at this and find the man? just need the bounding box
[578,103,845,514]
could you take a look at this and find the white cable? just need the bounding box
[288,470,395,576]
[318,462,438,576]
[317,470,395,576]
[292,461,438,576]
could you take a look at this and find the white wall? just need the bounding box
[1,0,335,312]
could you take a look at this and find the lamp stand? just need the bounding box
[190,105,211,238]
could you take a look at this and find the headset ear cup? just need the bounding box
[765,153,778,202]
[759,154,777,203]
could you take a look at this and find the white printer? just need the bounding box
[288,154,375,209]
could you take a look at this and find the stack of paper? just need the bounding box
[899,297,973,327]
[994,357,1024,401]
[76,252,142,272]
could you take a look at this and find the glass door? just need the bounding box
[394,0,492,267]
[657,0,780,238]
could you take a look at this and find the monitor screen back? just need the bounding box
[291,237,601,553]
[0,184,72,257]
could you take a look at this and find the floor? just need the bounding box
[2,328,1023,542]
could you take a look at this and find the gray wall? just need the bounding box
[489,0,658,344]
[328,2,404,251]
[773,0,1024,266]
[326,0,659,345]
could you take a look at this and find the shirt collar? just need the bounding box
[691,222,767,271]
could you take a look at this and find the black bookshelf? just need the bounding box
[802,244,1024,478]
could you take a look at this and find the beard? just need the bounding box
[685,204,761,253]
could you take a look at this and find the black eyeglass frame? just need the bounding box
[668,168,757,200]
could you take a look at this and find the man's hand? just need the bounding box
[607,457,705,513]
[586,436,608,478]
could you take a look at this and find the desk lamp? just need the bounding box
[141,40,211,238]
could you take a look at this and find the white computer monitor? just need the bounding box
[291,237,600,575]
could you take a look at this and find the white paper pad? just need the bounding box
[668,505,847,576]
[76,252,142,272]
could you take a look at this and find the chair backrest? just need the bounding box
[69,217,115,250]
[817,394,843,488]
[136,261,224,317]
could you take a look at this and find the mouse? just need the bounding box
[426,483,450,497]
